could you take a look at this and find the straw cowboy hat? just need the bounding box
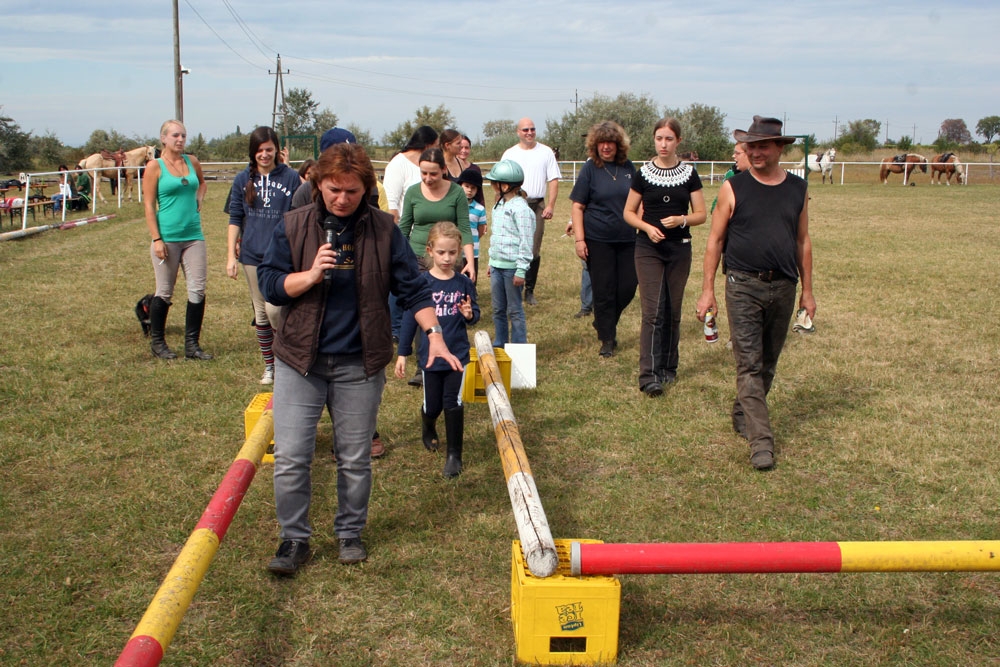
[733,116,796,145]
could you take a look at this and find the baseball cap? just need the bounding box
[320,127,357,152]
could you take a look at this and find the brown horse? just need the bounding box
[77,146,156,203]
[879,153,927,186]
[930,153,966,185]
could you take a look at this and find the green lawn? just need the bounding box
[1,181,998,666]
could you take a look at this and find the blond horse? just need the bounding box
[77,146,156,203]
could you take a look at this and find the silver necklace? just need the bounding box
[604,165,619,181]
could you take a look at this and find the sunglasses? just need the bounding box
[520,127,536,133]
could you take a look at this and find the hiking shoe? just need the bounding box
[339,537,368,564]
[750,449,775,471]
[370,434,386,459]
[641,382,663,397]
[524,290,538,306]
[599,341,615,358]
[574,308,592,319]
[260,365,274,385]
[267,539,310,575]
[408,369,423,387]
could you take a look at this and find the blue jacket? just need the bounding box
[228,163,301,266]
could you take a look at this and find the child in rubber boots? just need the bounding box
[396,222,480,477]
[485,159,535,347]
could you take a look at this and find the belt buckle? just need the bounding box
[758,270,773,282]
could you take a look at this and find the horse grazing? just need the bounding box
[679,150,699,162]
[77,145,156,203]
[794,147,837,184]
[930,153,966,185]
[879,153,927,186]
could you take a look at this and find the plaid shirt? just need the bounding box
[487,196,535,278]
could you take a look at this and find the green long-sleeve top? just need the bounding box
[397,181,472,256]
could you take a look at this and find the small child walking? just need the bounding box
[485,160,535,347]
[457,168,487,284]
[396,222,480,478]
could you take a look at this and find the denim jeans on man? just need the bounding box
[490,267,527,346]
[725,270,797,456]
[272,355,384,541]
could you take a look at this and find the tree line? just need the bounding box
[3,93,999,174]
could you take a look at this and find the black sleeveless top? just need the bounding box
[725,170,807,283]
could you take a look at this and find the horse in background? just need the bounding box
[879,153,927,186]
[794,147,837,184]
[77,145,156,203]
[679,150,699,162]
[930,153,966,185]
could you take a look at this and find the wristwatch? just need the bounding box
[425,325,443,336]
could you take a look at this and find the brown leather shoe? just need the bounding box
[370,434,386,459]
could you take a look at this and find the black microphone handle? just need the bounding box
[324,228,335,283]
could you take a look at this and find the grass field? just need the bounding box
[1,179,999,666]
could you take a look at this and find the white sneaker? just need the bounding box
[260,365,275,385]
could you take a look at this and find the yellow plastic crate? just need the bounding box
[511,539,620,665]
[462,347,512,404]
[244,392,275,464]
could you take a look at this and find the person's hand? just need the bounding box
[660,215,684,229]
[513,275,525,288]
[458,295,473,320]
[226,257,239,279]
[575,239,588,261]
[646,224,665,243]
[394,356,407,379]
[461,263,476,283]
[426,336,463,371]
[308,243,337,285]
[799,291,817,320]
[542,205,554,220]
[694,291,717,323]
[564,220,574,236]
[279,147,290,164]
[153,239,167,261]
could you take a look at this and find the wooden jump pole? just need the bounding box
[115,400,274,667]
[474,330,558,578]
[570,540,1000,576]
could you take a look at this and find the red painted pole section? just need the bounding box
[194,459,257,541]
[572,542,844,575]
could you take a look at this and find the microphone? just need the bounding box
[323,216,338,284]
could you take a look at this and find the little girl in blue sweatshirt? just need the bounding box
[396,221,480,477]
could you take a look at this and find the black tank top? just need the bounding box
[725,170,806,283]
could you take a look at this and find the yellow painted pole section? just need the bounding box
[237,408,273,465]
[840,541,1000,572]
[129,528,220,647]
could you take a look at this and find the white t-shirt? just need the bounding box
[383,153,422,212]
[501,143,560,200]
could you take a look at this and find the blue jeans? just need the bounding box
[725,271,797,455]
[272,355,384,541]
[580,260,593,311]
[490,266,527,346]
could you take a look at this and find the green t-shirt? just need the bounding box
[397,182,471,256]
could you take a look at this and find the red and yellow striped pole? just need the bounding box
[570,540,1000,576]
[115,398,274,667]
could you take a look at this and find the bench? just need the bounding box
[2,199,51,226]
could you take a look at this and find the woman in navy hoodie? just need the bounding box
[227,126,302,385]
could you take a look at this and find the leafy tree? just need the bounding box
[346,123,374,149]
[382,104,456,150]
[208,130,251,162]
[31,131,66,169]
[938,118,971,145]
[187,133,209,160]
[280,87,321,136]
[82,128,134,155]
[896,135,913,151]
[975,116,1000,143]
[313,107,340,136]
[662,103,730,161]
[544,92,662,162]
[835,119,880,152]
[482,119,517,139]
[0,111,32,171]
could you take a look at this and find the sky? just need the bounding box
[2,1,997,149]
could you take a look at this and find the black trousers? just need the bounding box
[585,240,637,343]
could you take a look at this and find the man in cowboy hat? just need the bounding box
[695,116,816,471]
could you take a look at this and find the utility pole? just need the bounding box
[833,116,839,142]
[270,55,290,136]
[885,120,889,145]
[572,89,579,115]
[173,0,183,122]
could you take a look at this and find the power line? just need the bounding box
[221,0,274,58]
[182,0,268,70]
